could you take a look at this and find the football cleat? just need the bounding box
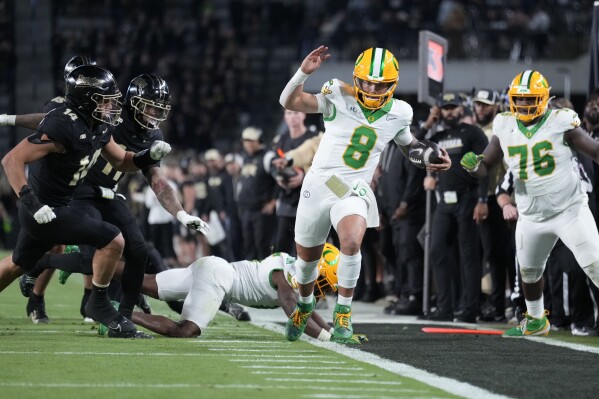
[332,304,353,339]
[58,245,80,284]
[503,311,550,337]
[331,333,368,345]
[226,302,251,321]
[285,299,315,341]
[26,294,50,324]
[19,274,37,297]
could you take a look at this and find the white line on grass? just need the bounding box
[255,322,514,399]
[266,377,402,385]
[241,365,363,370]
[0,351,329,359]
[251,371,373,376]
[190,340,286,344]
[230,359,343,364]
[209,348,318,353]
[523,337,599,354]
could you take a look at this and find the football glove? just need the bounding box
[149,140,171,161]
[176,211,209,235]
[19,186,56,224]
[460,152,484,173]
[330,333,368,345]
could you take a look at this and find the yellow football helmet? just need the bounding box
[353,47,399,110]
[314,243,340,300]
[508,70,551,123]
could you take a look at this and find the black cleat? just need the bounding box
[26,294,50,324]
[227,303,251,321]
[136,294,152,314]
[19,274,37,297]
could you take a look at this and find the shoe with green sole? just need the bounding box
[504,311,550,337]
[285,299,315,341]
[58,245,80,285]
[332,303,354,339]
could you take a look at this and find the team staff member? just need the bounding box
[237,127,277,260]
[425,92,489,323]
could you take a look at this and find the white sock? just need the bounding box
[337,294,352,307]
[525,297,545,319]
[299,294,314,305]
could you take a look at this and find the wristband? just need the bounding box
[290,67,309,85]
[133,149,156,169]
[478,197,488,203]
[317,328,332,341]
[0,114,16,126]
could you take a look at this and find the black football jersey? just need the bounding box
[27,105,113,207]
[77,110,163,192]
[44,96,68,113]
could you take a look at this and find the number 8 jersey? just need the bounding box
[493,108,585,220]
[312,79,413,183]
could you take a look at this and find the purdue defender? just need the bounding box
[278,46,451,342]
[0,65,171,338]
[132,244,366,342]
[2,74,209,330]
[461,70,599,336]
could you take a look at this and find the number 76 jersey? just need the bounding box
[493,108,584,212]
[311,79,413,183]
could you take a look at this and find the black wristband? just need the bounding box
[133,149,157,169]
[19,185,43,215]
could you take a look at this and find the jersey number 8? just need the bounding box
[343,126,378,169]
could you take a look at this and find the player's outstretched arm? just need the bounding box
[102,137,171,173]
[461,135,503,177]
[132,313,200,338]
[567,126,599,164]
[146,166,209,235]
[0,113,46,130]
[279,46,330,113]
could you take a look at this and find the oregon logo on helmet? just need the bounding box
[353,48,399,110]
[508,70,551,123]
[314,243,340,300]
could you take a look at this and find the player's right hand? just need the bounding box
[330,333,368,345]
[460,152,484,173]
[149,140,171,161]
[300,46,331,74]
[33,205,57,224]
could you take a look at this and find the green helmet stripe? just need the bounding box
[370,48,384,78]
[368,48,376,76]
[355,53,364,66]
[520,70,533,88]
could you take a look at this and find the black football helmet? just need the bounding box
[65,65,122,126]
[124,74,171,130]
[63,55,96,81]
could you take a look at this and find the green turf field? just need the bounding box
[0,257,461,399]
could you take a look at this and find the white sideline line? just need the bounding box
[209,348,318,353]
[0,351,327,359]
[266,377,402,386]
[255,322,514,399]
[252,371,373,376]
[242,365,363,370]
[303,395,399,399]
[190,340,285,344]
[524,337,599,354]
[230,359,343,364]
[0,330,96,334]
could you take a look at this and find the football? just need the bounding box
[408,139,443,169]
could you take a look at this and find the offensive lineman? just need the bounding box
[278,45,451,342]
[461,70,599,336]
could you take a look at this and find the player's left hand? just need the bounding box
[460,151,484,173]
[426,147,451,172]
[176,211,209,235]
[149,140,171,161]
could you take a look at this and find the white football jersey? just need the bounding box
[493,108,585,218]
[229,253,295,309]
[312,79,413,183]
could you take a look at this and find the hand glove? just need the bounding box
[330,333,368,345]
[19,186,56,224]
[176,211,210,235]
[149,140,171,161]
[460,152,484,173]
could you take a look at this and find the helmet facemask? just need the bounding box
[91,92,123,126]
[353,48,399,110]
[508,70,550,123]
[130,96,171,130]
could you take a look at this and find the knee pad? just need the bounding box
[295,257,319,285]
[337,252,362,289]
[519,264,544,284]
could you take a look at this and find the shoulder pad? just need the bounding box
[551,108,581,131]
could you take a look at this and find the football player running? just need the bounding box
[0,65,171,338]
[0,73,209,336]
[130,244,365,343]
[460,70,599,336]
[278,45,451,343]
